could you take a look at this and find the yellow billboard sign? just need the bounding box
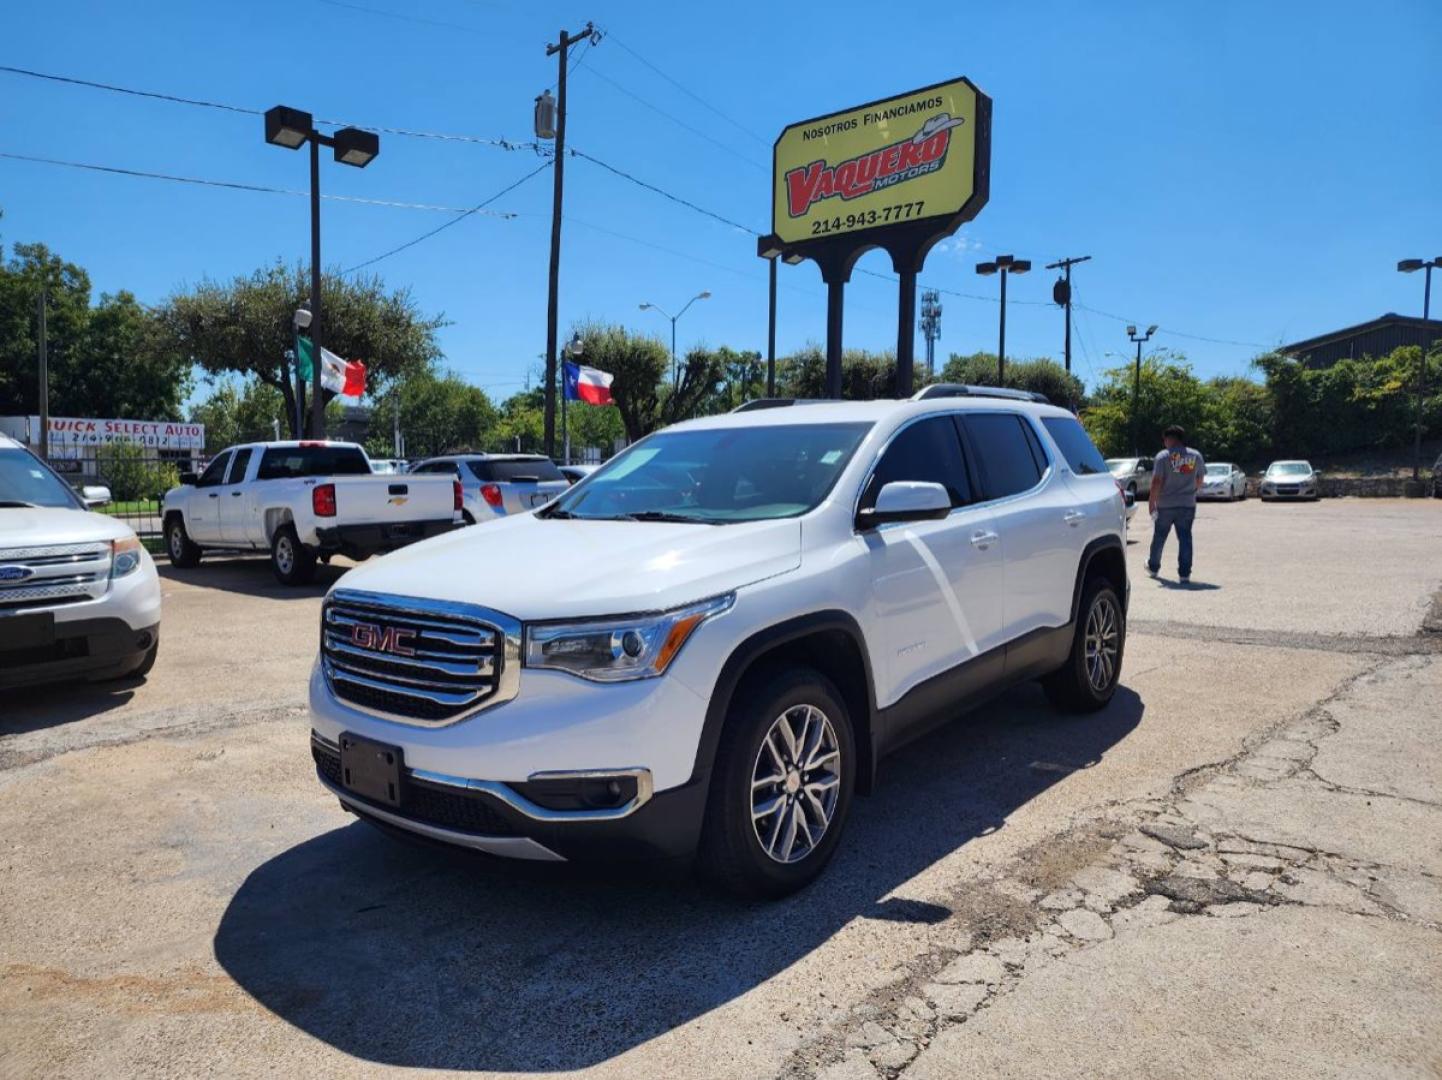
[772,77,990,248]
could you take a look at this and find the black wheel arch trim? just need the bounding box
[690,609,880,795]
[1070,534,1128,621]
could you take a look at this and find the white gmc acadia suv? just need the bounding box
[308,389,1129,897]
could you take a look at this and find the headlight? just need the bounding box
[111,536,144,578]
[524,593,734,682]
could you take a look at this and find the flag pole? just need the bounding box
[561,354,570,465]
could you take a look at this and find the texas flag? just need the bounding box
[564,361,614,405]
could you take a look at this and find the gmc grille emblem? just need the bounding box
[349,622,418,657]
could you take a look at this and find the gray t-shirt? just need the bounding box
[1152,446,1204,509]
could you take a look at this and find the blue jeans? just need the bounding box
[1149,506,1195,577]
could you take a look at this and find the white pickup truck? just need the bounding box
[162,441,460,584]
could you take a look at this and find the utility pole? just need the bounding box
[1397,257,1439,485]
[1045,255,1091,376]
[540,22,595,460]
[36,286,49,459]
[919,289,942,380]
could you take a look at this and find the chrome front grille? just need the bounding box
[320,589,520,726]
[0,541,111,609]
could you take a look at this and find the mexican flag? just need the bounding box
[296,337,367,397]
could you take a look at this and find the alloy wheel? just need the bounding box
[1084,594,1120,692]
[750,704,842,864]
[275,536,294,575]
[169,526,183,560]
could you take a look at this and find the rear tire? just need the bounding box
[698,667,855,899]
[271,525,316,585]
[1042,577,1125,713]
[165,515,201,568]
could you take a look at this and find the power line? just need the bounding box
[578,62,768,173]
[569,148,760,234]
[600,29,772,148]
[1074,302,1264,349]
[0,63,535,149]
[0,151,512,214]
[342,160,552,274]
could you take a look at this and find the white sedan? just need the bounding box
[1199,462,1247,501]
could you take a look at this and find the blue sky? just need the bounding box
[3,0,1440,407]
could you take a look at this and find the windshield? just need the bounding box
[547,421,873,523]
[1206,463,1232,476]
[0,448,83,509]
[1106,458,1139,473]
[1267,462,1311,476]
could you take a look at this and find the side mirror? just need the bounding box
[857,481,952,528]
[81,484,112,508]
[179,472,199,486]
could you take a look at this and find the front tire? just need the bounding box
[271,525,316,585]
[165,516,201,568]
[1042,577,1125,713]
[698,667,856,899]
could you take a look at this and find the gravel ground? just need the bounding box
[1,500,1438,1079]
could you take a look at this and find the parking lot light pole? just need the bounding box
[975,255,1030,383]
[640,291,711,386]
[561,332,583,466]
[265,106,380,438]
[1128,324,1158,455]
[1397,258,1439,483]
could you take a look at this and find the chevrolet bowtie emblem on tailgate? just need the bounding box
[349,622,418,657]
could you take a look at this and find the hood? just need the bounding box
[0,506,133,547]
[333,513,803,620]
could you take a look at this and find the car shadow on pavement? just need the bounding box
[2,681,140,732]
[214,684,1142,1072]
[158,558,351,599]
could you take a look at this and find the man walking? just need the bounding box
[1147,425,1204,581]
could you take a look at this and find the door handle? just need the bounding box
[230,491,243,497]
[1063,509,1085,526]
[208,492,219,498]
[970,530,998,549]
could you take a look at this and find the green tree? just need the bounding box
[776,345,902,400]
[94,442,180,502]
[364,367,497,460]
[0,240,189,419]
[154,262,443,436]
[1081,351,1210,457]
[573,322,720,442]
[940,352,1085,406]
[189,378,288,449]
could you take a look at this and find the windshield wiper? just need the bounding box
[611,511,719,524]
[543,507,577,519]
[0,500,40,508]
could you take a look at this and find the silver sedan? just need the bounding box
[1199,462,1247,501]
[1260,460,1321,501]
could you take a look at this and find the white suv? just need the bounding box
[1,434,162,687]
[307,391,1128,896]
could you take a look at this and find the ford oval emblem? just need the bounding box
[0,564,35,583]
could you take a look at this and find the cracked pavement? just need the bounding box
[1,499,1440,1079]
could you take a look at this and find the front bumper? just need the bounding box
[311,731,708,861]
[0,616,159,687]
[314,519,458,559]
[308,654,716,861]
[1261,485,1316,499]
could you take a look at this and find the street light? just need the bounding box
[1397,257,1441,484]
[975,254,1031,383]
[640,291,711,386]
[1128,323,1158,455]
[264,104,380,438]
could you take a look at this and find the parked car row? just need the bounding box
[1107,456,1323,502]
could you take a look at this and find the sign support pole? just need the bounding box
[896,268,918,396]
[825,281,845,397]
[37,286,49,460]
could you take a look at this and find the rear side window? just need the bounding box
[861,416,972,510]
[257,446,371,480]
[414,461,459,476]
[962,414,1044,499]
[1041,416,1108,476]
[226,447,252,484]
[469,458,565,483]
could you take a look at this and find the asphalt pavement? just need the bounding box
[1,499,1438,1079]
